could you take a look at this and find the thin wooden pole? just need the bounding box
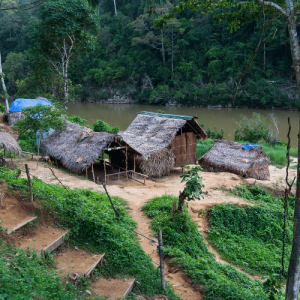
[125,146,128,181]
[118,168,120,180]
[16,169,21,180]
[172,201,176,218]
[37,131,41,168]
[158,230,165,290]
[25,164,33,204]
[102,183,118,216]
[104,160,106,183]
[0,193,4,205]
[92,163,95,183]
[96,175,99,184]
[133,154,136,178]
[46,165,70,192]
[85,166,88,178]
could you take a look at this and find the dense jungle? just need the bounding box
[0,0,299,109]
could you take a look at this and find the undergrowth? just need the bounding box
[0,168,179,299]
[207,185,294,277]
[0,241,88,299]
[142,195,275,300]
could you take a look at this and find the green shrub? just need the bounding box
[93,119,120,134]
[66,115,91,128]
[18,129,38,153]
[0,103,5,113]
[197,139,214,158]
[206,127,224,139]
[142,195,269,300]
[235,113,269,143]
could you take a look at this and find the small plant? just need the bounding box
[157,110,165,114]
[178,165,205,214]
[92,119,120,134]
[206,126,224,139]
[66,115,91,128]
[0,103,5,113]
[262,274,284,300]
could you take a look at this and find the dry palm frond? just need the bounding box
[198,139,270,180]
[0,132,22,157]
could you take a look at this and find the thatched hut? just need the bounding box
[41,120,140,174]
[0,132,22,157]
[198,140,271,180]
[119,111,207,177]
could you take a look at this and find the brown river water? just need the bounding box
[69,103,300,147]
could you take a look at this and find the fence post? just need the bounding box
[16,169,21,180]
[158,230,165,290]
[25,164,33,204]
[0,193,4,205]
[172,201,176,218]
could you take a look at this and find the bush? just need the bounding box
[93,119,119,134]
[197,139,214,158]
[0,103,5,113]
[234,113,269,143]
[206,127,224,139]
[66,115,91,128]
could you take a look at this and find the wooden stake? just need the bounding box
[125,146,128,181]
[172,201,176,218]
[85,166,88,178]
[102,183,118,216]
[158,230,165,290]
[118,168,120,180]
[25,164,33,204]
[96,175,99,184]
[0,193,4,205]
[92,163,95,183]
[143,176,146,185]
[104,160,106,183]
[16,169,21,180]
[133,154,136,178]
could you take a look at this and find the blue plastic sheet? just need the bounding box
[242,144,261,151]
[9,99,53,113]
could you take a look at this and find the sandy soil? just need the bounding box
[8,157,297,299]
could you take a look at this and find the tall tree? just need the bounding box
[31,0,100,110]
[0,52,9,112]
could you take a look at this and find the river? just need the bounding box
[68,103,300,147]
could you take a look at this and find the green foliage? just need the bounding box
[66,115,91,128]
[235,113,270,143]
[180,165,205,201]
[196,139,214,158]
[18,130,38,153]
[92,120,120,134]
[262,274,285,300]
[207,185,294,276]
[14,105,65,138]
[0,241,87,299]
[142,195,269,300]
[0,168,179,299]
[206,127,224,140]
[0,103,5,113]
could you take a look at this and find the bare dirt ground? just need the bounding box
[7,157,297,299]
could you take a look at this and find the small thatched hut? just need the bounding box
[41,120,139,173]
[0,132,22,157]
[119,111,207,177]
[198,140,271,180]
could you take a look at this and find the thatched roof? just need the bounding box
[119,111,206,160]
[0,132,22,157]
[198,140,271,180]
[41,120,136,172]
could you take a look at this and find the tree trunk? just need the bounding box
[113,0,117,15]
[285,0,300,298]
[0,52,9,113]
[161,29,165,66]
[63,75,68,110]
[177,189,186,215]
[171,27,174,73]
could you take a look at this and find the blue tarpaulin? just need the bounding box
[242,144,261,151]
[36,129,55,149]
[9,99,53,113]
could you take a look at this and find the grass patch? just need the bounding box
[0,241,88,299]
[207,185,294,277]
[142,195,271,300]
[0,168,179,299]
[196,139,214,158]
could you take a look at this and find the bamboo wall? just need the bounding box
[170,132,197,167]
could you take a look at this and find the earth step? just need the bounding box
[17,226,69,253]
[89,278,136,299]
[55,248,105,278]
[6,216,38,235]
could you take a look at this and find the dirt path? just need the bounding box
[11,158,295,298]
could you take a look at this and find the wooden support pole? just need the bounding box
[25,164,33,204]
[85,166,88,178]
[102,183,118,216]
[143,176,146,185]
[118,168,120,180]
[96,175,99,184]
[0,193,4,205]
[133,154,136,178]
[158,230,165,290]
[92,163,95,183]
[125,146,128,181]
[104,160,106,183]
[172,201,176,218]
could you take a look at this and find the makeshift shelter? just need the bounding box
[198,140,271,180]
[119,111,207,177]
[8,98,53,126]
[0,132,22,157]
[41,120,140,182]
